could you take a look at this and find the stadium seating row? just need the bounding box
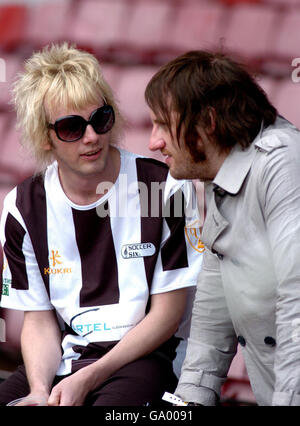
[0,0,298,70]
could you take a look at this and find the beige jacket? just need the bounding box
[176,116,300,406]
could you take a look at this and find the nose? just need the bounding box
[82,124,99,144]
[149,128,166,152]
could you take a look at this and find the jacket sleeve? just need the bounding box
[175,248,237,405]
[259,140,300,406]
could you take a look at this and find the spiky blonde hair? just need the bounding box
[12,42,123,172]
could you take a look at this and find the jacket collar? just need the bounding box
[212,122,264,195]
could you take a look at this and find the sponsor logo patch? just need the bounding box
[1,279,10,296]
[2,256,10,296]
[121,243,156,259]
[44,250,72,275]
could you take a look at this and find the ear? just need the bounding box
[206,107,216,135]
[43,136,53,152]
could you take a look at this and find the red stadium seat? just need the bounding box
[100,63,121,92]
[25,0,73,49]
[0,116,36,183]
[170,1,226,53]
[255,75,278,105]
[272,78,300,130]
[0,306,23,368]
[123,128,164,162]
[122,0,173,60]
[220,0,262,4]
[115,66,159,127]
[68,0,130,56]
[0,5,27,52]
[222,4,278,63]
[221,347,256,405]
[0,114,19,184]
[0,54,23,111]
[272,10,300,62]
[0,185,13,217]
[264,0,300,6]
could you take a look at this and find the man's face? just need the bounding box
[148,109,226,181]
[44,101,114,184]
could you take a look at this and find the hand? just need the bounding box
[47,369,92,406]
[12,392,49,406]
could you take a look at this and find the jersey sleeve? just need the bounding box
[150,179,203,295]
[0,188,53,311]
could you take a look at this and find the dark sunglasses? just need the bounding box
[48,104,115,142]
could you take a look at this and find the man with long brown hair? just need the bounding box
[145,50,300,406]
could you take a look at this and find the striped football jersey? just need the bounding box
[0,149,203,375]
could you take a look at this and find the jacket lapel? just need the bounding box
[201,131,261,249]
[201,192,229,250]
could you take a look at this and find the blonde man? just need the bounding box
[0,44,201,406]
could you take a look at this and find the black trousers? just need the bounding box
[0,354,178,406]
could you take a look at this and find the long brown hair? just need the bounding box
[145,50,277,161]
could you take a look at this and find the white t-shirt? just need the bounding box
[1,149,203,375]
